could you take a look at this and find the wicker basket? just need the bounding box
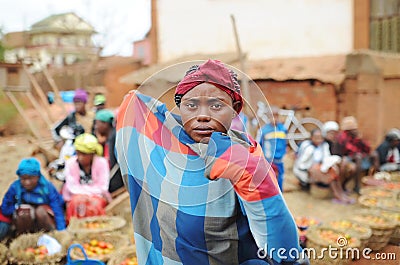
[380,210,400,245]
[328,220,372,249]
[306,226,360,265]
[68,216,126,235]
[310,184,332,199]
[357,195,379,209]
[8,230,72,265]
[0,243,7,265]
[359,187,395,198]
[377,197,400,213]
[69,233,129,262]
[390,171,400,182]
[350,211,397,251]
[107,245,137,265]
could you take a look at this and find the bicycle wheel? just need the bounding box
[288,117,324,151]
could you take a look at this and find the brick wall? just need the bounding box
[250,80,337,123]
[339,75,400,148]
[104,64,141,108]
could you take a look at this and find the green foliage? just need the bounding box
[0,90,19,126]
[0,44,5,62]
[0,26,4,62]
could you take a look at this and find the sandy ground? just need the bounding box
[0,134,398,264]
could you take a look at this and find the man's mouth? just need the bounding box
[193,127,214,135]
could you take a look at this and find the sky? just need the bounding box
[0,0,151,56]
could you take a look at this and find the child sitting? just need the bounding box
[0,158,66,240]
[293,129,354,204]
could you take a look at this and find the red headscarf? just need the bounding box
[175,59,243,113]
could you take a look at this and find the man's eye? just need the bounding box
[211,103,223,109]
[185,103,197,108]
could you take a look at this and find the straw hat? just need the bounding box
[341,116,358,131]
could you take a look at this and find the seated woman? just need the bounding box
[93,109,123,194]
[0,158,66,240]
[62,133,111,221]
[293,129,354,204]
[372,128,400,172]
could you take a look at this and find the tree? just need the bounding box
[0,26,5,62]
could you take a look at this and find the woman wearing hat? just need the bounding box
[372,128,400,172]
[333,116,371,193]
[93,110,123,194]
[51,88,95,150]
[0,158,66,239]
[62,133,111,221]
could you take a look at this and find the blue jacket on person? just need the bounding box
[1,176,66,230]
[259,123,287,162]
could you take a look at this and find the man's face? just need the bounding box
[76,151,94,167]
[74,100,86,114]
[390,139,400,148]
[311,130,324,146]
[95,120,110,135]
[348,129,358,137]
[325,130,338,141]
[20,175,39,191]
[179,83,237,143]
[268,112,279,126]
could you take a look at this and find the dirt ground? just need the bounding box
[0,133,398,264]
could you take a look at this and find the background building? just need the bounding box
[3,12,100,67]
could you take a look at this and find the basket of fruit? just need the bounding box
[328,220,372,248]
[350,211,397,251]
[306,226,360,265]
[107,245,137,265]
[0,243,7,265]
[357,195,379,208]
[295,216,321,231]
[383,181,400,191]
[380,210,400,245]
[8,230,72,265]
[69,233,129,262]
[294,216,321,247]
[359,187,395,198]
[377,197,400,212]
[68,216,126,235]
[390,171,400,182]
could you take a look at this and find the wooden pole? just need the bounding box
[25,91,54,129]
[42,67,67,114]
[231,15,251,106]
[23,64,56,122]
[4,91,42,141]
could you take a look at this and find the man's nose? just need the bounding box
[196,106,211,121]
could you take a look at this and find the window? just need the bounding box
[370,0,400,53]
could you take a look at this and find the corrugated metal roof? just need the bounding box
[30,12,95,34]
[346,49,400,78]
[246,54,346,85]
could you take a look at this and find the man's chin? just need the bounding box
[199,137,210,144]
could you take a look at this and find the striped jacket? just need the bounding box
[116,91,302,265]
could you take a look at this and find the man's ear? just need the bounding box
[232,101,242,114]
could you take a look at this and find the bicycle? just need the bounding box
[256,101,324,151]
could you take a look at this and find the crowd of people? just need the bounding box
[0,89,124,242]
[289,116,399,203]
[0,58,398,264]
